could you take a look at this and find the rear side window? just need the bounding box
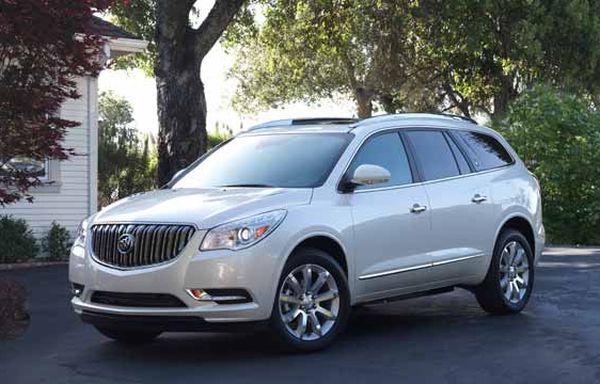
[348,132,412,189]
[454,131,513,171]
[405,130,460,181]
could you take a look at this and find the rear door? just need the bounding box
[402,129,491,281]
[347,131,432,300]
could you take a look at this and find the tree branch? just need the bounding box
[194,0,246,57]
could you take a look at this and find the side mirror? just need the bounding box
[342,164,391,192]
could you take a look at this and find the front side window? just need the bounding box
[454,131,513,171]
[173,133,351,189]
[405,130,460,181]
[347,132,413,190]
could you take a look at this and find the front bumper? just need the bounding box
[79,310,268,332]
[69,229,286,324]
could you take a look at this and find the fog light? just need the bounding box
[186,288,252,304]
[71,283,84,297]
[187,288,209,300]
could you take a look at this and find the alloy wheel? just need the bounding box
[278,264,340,341]
[499,241,530,304]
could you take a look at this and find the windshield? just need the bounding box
[172,133,352,189]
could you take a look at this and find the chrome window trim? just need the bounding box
[358,253,484,280]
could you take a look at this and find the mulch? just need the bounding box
[0,277,29,339]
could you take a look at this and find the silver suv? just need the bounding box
[69,113,544,351]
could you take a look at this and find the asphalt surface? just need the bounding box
[1,247,599,384]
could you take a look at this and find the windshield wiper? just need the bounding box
[218,183,275,188]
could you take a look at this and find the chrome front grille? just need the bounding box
[90,223,195,268]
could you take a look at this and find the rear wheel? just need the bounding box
[476,229,534,314]
[94,325,161,344]
[271,247,350,352]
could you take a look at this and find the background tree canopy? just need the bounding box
[98,92,157,208]
[495,86,600,245]
[227,0,600,119]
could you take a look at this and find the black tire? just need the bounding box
[94,325,161,344]
[270,247,350,352]
[475,229,535,315]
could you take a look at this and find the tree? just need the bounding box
[98,92,157,208]
[109,0,246,185]
[228,0,439,118]
[229,0,600,120]
[495,86,600,244]
[412,0,600,118]
[0,0,112,205]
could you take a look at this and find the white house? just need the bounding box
[1,18,147,238]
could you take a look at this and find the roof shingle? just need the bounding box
[88,16,140,40]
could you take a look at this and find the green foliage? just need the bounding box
[107,0,156,76]
[228,1,434,117]
[208,131,232,149]
[494,86,600,245]
[98,92,158,208]
[0,215,39,263]
[42,222,71,261]
[228,0,600,118]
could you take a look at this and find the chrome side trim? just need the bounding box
[358,263,431,280]
[358,253,484,280]
[432,253,483,267]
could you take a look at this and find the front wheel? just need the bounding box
[475,229,535,314]
[271,248,350,352]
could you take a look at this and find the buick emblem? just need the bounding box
[117,233,135,254]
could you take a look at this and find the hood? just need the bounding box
[93,188,312,228]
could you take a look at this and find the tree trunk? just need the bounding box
[155,0,245,185]
[355,88,373,118]
[492,75,517,120]
[379,94,397,114]
[155,56,207,185]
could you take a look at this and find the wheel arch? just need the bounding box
[288,234,349,277]
[495,214,536,256]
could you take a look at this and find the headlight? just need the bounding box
[73,218,88,248]
[200,210,287,251]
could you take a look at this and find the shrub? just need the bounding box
[42,221,71,261]
[0,215,39,263]
[208,131,232,149]
[494,85,600,245]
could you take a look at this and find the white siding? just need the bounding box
[1,76,98,238]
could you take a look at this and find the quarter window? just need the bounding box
[454,131,513,171]
[405,130,460,181]
[347,132,412,189]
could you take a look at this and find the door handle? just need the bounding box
[472,194,487,204]
[410,203,427,213]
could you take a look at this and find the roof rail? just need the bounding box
[433,113,477,124]
[350,112,477,128]
[246,117,359,132]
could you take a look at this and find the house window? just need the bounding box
[0,157,49,181]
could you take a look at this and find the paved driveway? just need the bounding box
[1,247,600,384]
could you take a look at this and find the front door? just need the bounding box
[345,131,432,300]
